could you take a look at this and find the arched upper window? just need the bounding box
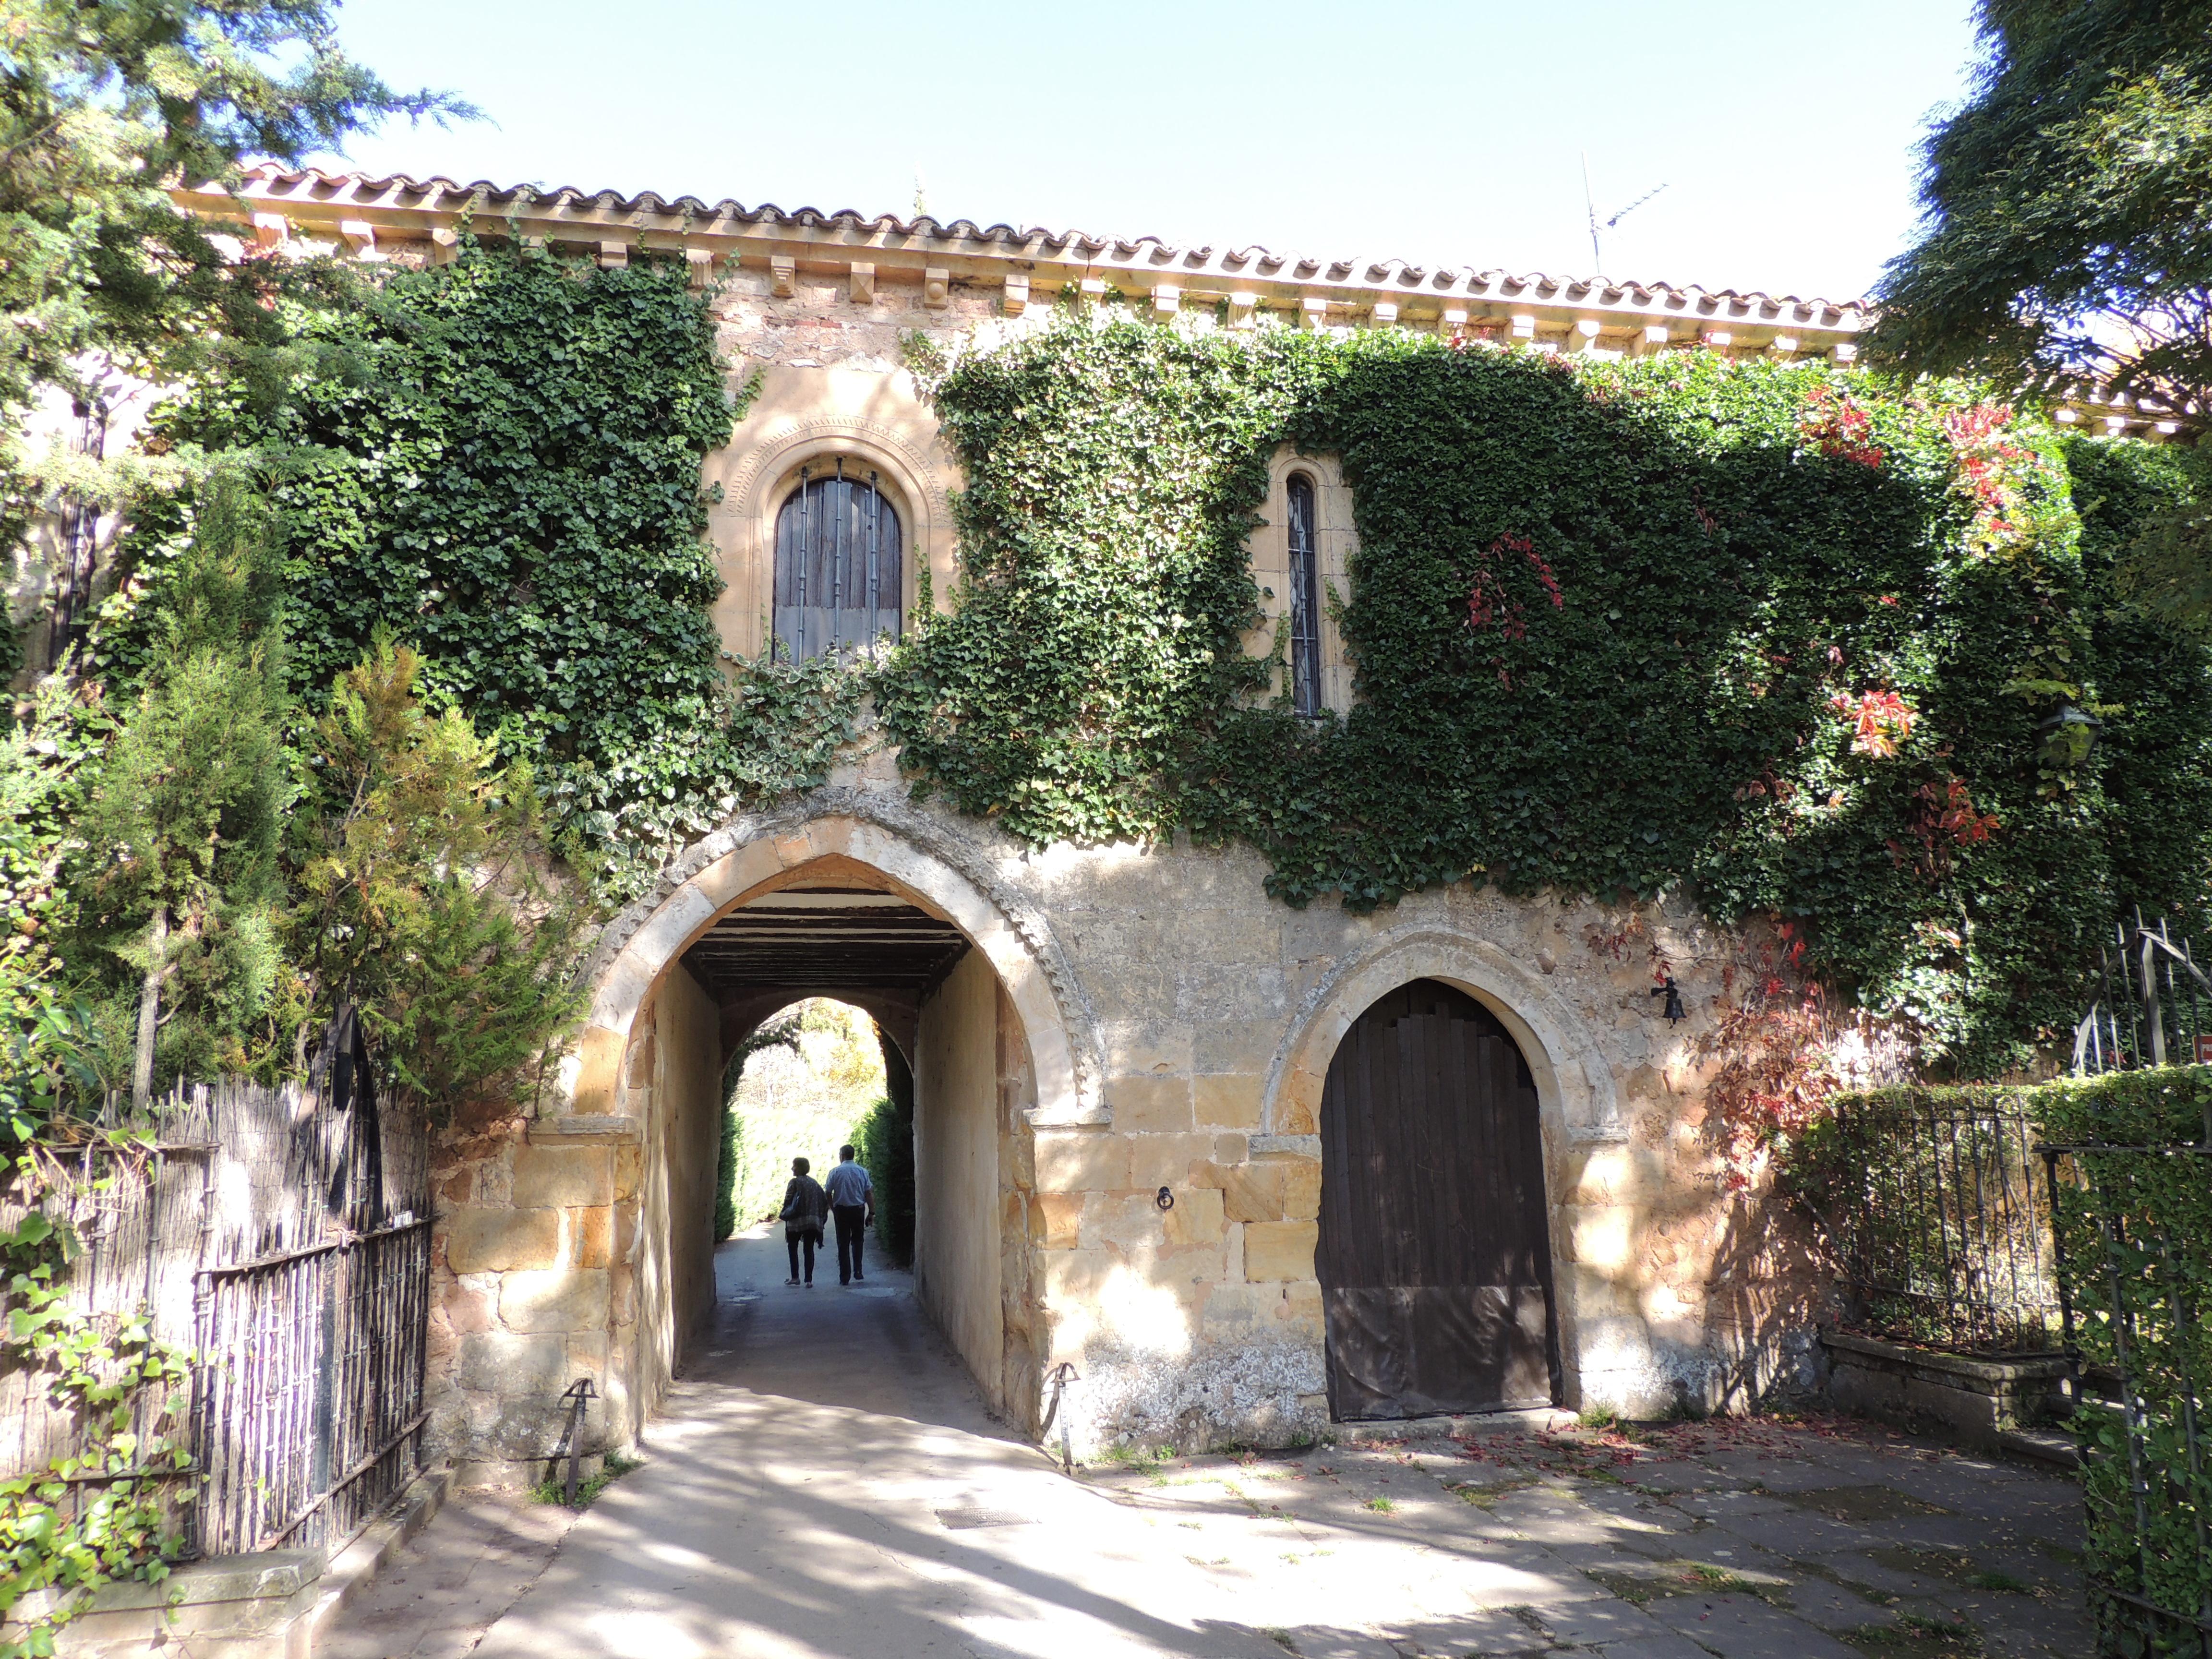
[773,462,903,661]
[1286,474,1322,716]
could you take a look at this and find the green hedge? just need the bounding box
[850,1033,915,1266]
[2038,1068,2212,1655]
[1819,1070,2212,1651]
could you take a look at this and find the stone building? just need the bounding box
[168,168,1897,1479]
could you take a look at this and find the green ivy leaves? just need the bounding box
[887,317,2212,1075]
[113,244,861,904]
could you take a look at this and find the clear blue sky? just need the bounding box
[310,0,1983,305]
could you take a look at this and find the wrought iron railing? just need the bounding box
[2076,912,2212,1076]
[1802,1092,2065,1353]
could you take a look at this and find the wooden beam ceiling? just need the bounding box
[680,890,969,995]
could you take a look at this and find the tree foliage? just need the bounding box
[65,474,293,1103]
[22,493,591,1115]
[1867,0,2212,418]
[713,1014,800,1243]
[292,638,587,1117]
[0,674,104,1136]
[0,0,464,422]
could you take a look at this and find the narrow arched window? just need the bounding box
[773,462,903,661]
[1286,474,1322,716]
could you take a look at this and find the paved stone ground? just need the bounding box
[325,1231,2091,1658]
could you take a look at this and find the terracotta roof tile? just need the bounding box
[220,165,1874,321]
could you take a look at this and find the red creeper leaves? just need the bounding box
[1466,534,1563,686]
[1828,688,1918,758]
[1799,385,1885,468]
[1943,402,2036,543]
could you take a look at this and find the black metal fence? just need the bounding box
[2043,1138,2212,1655]
[0,1020,431,1559]
[2076,912,2212,1076]
[1802,1091,2065,1353]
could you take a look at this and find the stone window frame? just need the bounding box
[1246,447,1355,715]
[703,374,956,666]
[765,456,910,662]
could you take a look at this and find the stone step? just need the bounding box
[1999,1427,2080,1470]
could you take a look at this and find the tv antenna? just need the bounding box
[1582,151,1667,275]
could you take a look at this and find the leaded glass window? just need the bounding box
[1287,474,1322,716]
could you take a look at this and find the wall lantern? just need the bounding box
[1650,975,1686,1023]
[2037,704,2103,770]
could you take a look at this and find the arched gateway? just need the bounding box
[425,799,1718,1481]
[426,791,1106,1479]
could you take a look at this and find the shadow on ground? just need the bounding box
[326,1230,2091,1659]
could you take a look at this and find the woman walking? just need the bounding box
[780,1156,830,1287]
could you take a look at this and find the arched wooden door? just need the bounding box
[1316,979,1562,1419]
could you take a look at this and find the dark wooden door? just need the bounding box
[1316,980,1561,1419]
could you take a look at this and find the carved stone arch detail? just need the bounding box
[1259,926,1624,1151]
[725,415,951,547]
[563,787,1106,1130]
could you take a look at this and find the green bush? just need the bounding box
[851,1032,915,1266]
[2034,1068,2212,1653]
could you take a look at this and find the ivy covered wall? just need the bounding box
[103,245,864,900]
[97,252,2212,1079]
[884,319,2212,1076]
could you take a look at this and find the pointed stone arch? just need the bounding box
[561,788,1106,1130]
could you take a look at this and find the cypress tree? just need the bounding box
[67,475,294,1101]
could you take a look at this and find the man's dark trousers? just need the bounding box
[833,1205,867,1284]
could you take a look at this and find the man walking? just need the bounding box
[824,1144,874,1286]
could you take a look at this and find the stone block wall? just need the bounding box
[425,968,715,1479]
[431,783,1833,1475]
[414,262,1839,1472]
[1011,830,1830,1453]
[427,1107,631,1478]
[914,948,1006,1402]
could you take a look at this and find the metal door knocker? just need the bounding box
[1155,1186,1175,1211]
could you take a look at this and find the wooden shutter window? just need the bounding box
[773,462,904,662]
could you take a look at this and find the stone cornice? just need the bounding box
[177,167,1870,356]
[174,167,2194,431]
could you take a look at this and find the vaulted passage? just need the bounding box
[1316,979,1561,1420]
[679,886,969,1064]
[628,866,1042,1431]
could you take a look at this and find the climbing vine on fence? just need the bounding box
[0,1185,194,1658]
[885,316,2212,1073]
[101,240,864,901]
